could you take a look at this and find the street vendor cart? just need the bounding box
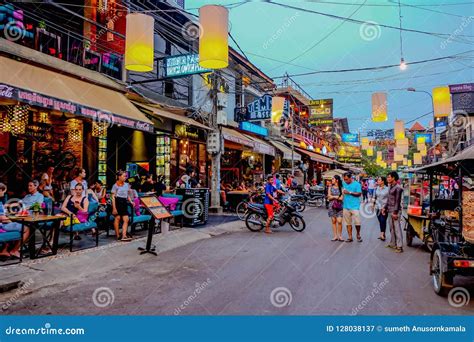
[412,145,474,295]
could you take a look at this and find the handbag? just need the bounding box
[332,199,343,211]
[64,216,81,226]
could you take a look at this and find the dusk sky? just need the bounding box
[186,0,474,132]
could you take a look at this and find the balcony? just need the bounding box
[0,3,124,81]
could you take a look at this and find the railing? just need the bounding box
[0,3,124,80]
[278,75,313,102]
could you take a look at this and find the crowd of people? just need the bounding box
[325,172,405,253]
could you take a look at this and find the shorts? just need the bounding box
[368,189,375,196]
[1,222,22,232]
[264,204,274,218]
[343,209,361,226]
[115,197,129,216]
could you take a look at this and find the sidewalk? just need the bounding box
[0,219,245,306]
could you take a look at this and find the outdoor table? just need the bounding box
[8,215,66,259]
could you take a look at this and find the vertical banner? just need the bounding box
[372,92,388,122]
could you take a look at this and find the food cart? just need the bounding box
[412,145,474,295]
[403,173,434,250]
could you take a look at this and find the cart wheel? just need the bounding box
[406,224,414,247]
[431,249,453,296]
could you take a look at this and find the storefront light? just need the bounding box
[8,104,29,136]
[125,13,155,72]
[199,5,229,69]
[92,121,108,138]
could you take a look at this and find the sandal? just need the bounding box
[357,237,363,242]
[345,239,353,243]
[331,238,338,241]
[264,230,273,235]
[120,237,132,241]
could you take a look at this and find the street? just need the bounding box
[2,207,472,315]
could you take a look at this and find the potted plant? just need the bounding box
[30,202,42,217]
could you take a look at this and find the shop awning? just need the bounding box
[243,134,275,156]
[0,56,153,132]
[221,127,254,146]
[133,102,211,131]
[270,141,301,161]
[295,147,335,164]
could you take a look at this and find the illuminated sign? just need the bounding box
[239,122,268,136]
[162,54,210,78]
[234,94,289,122]
[414,133,432,144]
[342,133,358,143]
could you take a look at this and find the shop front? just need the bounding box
[0,55,153,196]
[133,102,211,188]
[293,146,335,184]
[270,140,302,174]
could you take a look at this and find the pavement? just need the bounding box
[0,207,473,315]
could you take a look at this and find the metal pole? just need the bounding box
[210,72,222,213]
[291,103,295,176]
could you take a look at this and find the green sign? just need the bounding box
[162,54,211,78]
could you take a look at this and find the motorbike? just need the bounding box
[305,186,326,207]
[245,199,306,232]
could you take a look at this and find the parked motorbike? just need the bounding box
[245,200,306,232]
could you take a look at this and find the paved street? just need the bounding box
[2,207,472,315]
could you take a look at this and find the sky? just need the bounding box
[185,0,474,132]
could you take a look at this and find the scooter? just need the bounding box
[244,199,306,232]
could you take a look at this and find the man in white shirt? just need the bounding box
[22,180,44,209]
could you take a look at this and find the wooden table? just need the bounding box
[226,191,250,210]
[9,215,66,259]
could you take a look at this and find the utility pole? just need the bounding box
[209,72,222,213]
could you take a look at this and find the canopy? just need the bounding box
[412,145,474,175]
[243,134,275,156]
[0,56,153,132]
[270,141,301,161]
[321,169,347,179]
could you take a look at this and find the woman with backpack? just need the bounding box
[327,175,344,241]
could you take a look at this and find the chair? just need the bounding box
[128,203,153,235]
[61,201,99,252]
[160,194,184,228]
[0,227,24,266]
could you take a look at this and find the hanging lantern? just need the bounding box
[391,163,397,171]
[125,13,155,72]
[394,152,404,162]
[394,120,405,140]
[8,104,29,136]
[407,160,412,167]
[0,111,10,132]
[402,158,407,166]
[68,129,82,142]
[92,121,108,138]
[366,147,374,156]
[199,5,229,69]
[413,153,422,165]
[361,137,370,149]
[376,151,382,161]
[372,92,388,122]
[433,86,451,118]
[271,97,286,125]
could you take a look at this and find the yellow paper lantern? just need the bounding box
[299,141,307,149]
[394,153,404,162]
[199,5,229,69]
[407,160,412,167]
[391,163,397,171]
[367,147,374,156]
[413,153,422,165]
[433,86,451,118]
[125,13,155,72]
[271,97,286,124]
[361,137,370,149]
[372,92,388,122]
[376,151,382,161]
[403,158,407,165]
[394,120,405,140]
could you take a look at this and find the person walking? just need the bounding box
[373,176,389,241]
[327,175,344,241]
[361,179,368,203]
[385,171,404,253]
[342,172,362,242]
[368,177,376,200]
[111,170,134,242]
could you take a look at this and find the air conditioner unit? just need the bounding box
[217,93,228,108]
[217,110,227,125]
